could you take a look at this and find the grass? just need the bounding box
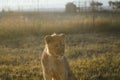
[0,12,120,80]
[0,12,120,36]
[66,34,120,80]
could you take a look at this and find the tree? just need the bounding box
[109,1,113,6]
[65,2,77,13]
[109,1,120,9]
[97,2,103,7]
[90,1,103,11]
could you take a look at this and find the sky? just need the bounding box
[0,0,117,11]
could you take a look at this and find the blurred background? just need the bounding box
[0,0,120,80]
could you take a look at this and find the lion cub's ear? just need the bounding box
[60,34,65,39]
[45,35,52,43]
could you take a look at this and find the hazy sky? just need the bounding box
[0,0,117,10]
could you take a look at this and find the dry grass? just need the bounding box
[0,12,120,80]
[0,12,120,37]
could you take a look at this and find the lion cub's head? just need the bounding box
[45,33,65,56]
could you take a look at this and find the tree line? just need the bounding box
[65,1,120,13]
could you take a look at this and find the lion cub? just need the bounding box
[41,33,77,80]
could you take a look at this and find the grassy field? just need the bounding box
[0,12,120,80]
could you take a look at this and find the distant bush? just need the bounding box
[65,2,77,13]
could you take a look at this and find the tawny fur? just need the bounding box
[41,33,77,80]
